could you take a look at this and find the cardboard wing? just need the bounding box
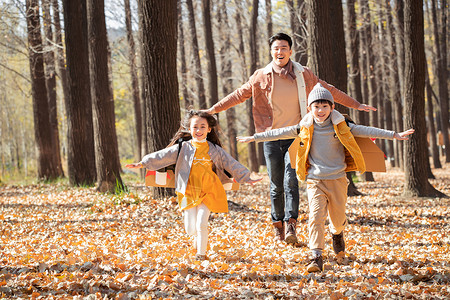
[288,136,386,173]
[145,170,240,190]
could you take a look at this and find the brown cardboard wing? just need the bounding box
[354,137,386,172]
[288,136,386,173]
[145,170,240,190]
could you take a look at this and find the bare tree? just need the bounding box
[178,0,191,109]
[41,0,64,177]
[26,0,60,181]
[247,0,259,172]
[124,0,142,161]
[425,69,441,169]
[139,0,180,198]
[430,0,449,162]
[218,0,238,159]
[201,0,218,108]
[186,0,206,108]
[62,0,97,186]
[86,0,124,193]
[402,0,445,198]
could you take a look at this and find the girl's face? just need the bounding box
[309,101,334,123]
[189,116,211,141]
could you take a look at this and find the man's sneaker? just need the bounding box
[307,255,323,273]
[332,232,345,255]
[285,218,298,244]
[273,221,285,242]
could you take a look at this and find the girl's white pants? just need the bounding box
[184,203,210,255]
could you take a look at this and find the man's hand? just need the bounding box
[237,136,255,143]
[357,104,377,112]
[200,108,216,115]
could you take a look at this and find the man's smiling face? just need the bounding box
[270,39,292,68]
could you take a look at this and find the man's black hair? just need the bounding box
[269,32,293,49]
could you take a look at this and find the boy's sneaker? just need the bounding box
[307,255,323,273]
[285,218,298,244]
[332,232,345,255]
[273,221,285,242]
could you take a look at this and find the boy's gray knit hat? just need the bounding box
[307,83,334,106]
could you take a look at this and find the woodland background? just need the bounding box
[0,0,449,299]
[0,0,449,197]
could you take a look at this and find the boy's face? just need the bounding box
[308,101,334,123]
[270,39,292,68]
[189,116,211,141]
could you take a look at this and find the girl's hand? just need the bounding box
[247,177,263,185]
[237,136,255,143]
[394,128,415,140]
[125,163,143,169]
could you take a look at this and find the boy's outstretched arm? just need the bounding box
[393,129,415,140]
[236,136,255,143]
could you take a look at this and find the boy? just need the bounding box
[237,83,414,272]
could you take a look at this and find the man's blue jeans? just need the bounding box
[263,139,299,223]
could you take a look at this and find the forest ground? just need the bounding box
[0,164,449,299]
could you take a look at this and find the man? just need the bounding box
[204,33,376,245]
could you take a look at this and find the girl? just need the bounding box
[126,110,261,260]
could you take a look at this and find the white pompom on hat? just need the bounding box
[307,83,334,106]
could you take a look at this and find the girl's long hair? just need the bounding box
[168,110,222,147]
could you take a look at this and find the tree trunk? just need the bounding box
[287,0,308,65]
[345,0,363,124]
[218,0,238,159]
[62,0,97,186]
[393,0,405,169]
[86,0,124,193]
[178,0,191,109]
[41,0,64,177]
[234,5,248,81]
[124,0,142,162]
[403,0,445,198]
[186,0,206,109]
[385,0,400,168]
[431,0,450,162]
[201,0,218,108]
[51,0,70,160]
[425,69,442,169]
[26,0,60,181]
[360,0,376,181]
[375,2,387,155]
[248,0,259,172]
[265,0,272,40]
[139,0,180,198]
[329,0,362,196]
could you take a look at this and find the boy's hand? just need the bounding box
[237,136,255,143]
[357,103,377,112]
[126,163,143,169]
[394,128,415,140]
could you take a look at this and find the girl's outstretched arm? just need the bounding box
[237,136,255,143]
[125,163,143,169]
[394,129,415,140]
[247,177,262,185]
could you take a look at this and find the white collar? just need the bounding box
[300,110,346,128]
[192,138,207,143]
[262,61,305,75]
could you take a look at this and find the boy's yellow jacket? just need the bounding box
[295,111,366,181]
